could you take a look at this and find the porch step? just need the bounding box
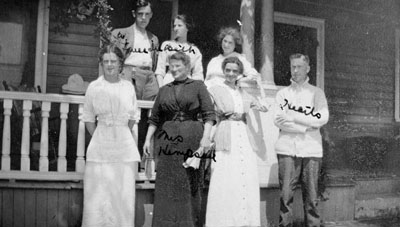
[355,176,400,197]
[355,192,400,220]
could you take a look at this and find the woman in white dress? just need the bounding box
[81,44,140,227]
[155,14,204,86]
[206,57,268,227]
[205,27,259,88]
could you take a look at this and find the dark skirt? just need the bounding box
[152,120,205,227]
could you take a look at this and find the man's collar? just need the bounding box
[290,76,310,87]
[133,23,147,35]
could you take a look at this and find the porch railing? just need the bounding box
[0,91,156,184]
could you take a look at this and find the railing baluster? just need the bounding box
[39,102,51,172]
[76,104,85,172]
[0,92,157,182]
[1,99,12,170]
[57,103,68,172]
[21,100,32,171]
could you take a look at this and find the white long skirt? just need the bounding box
[81,162,137,227]
[206,121,261,227]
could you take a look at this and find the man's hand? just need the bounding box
[275,112,294,124]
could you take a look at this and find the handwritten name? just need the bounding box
[159,144,216,162]
[280,98,321,119]
[157,130,183,144]
[157,129,216,161]
[115,32,196,54]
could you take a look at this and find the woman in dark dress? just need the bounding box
[143,52,215,227]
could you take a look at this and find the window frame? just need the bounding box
[274,12,325,90]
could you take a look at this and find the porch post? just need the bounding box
[34,0,50,93]
[260,0,275,85]
[240,0,255,66]
[170,0,179,38]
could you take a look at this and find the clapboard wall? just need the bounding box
[0,181,355,227]
[275,0,399,141]
[46,12,99,94]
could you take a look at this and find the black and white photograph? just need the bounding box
[0,0,399,226]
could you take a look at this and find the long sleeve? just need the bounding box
[148,89,163,127]
[273,91,307,133]
[197,82,216,124]
[292,88,329,128]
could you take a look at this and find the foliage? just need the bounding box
[51,0,113,46]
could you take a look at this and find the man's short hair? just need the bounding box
[289,53,310,65]
[169,52,191,68]
[134,0,152,11]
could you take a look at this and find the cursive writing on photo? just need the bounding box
[280,98,321,119]
[157,129,216,161]
[159,144,216,162]
[157,129,183,144]
[115,33,196,54]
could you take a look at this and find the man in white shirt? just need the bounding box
[111,0,159,157]
[111,0,159,99]
[274,54,329,227]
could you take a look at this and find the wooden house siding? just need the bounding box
[275,0,400,141]
[46,19,99,94]
[0,181,355,227]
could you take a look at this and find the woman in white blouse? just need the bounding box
[155,14,204,86]
[205,27,260,88]
[81,44,140,227]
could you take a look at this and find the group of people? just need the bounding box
[80,1,329,227]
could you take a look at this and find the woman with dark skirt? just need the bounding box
[143,52,215,227]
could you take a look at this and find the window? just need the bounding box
[274,12,325,89]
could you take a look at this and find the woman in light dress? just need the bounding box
[205,27,259,88]
[155,14,204,86]
[206,57,268,227]
[81,44,140,227]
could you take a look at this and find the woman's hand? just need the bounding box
[196,137,212,156]
[143,139,152,157]
[256,97,270,112]
[143,124,157,157]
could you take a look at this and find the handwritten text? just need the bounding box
[280,98,321,119]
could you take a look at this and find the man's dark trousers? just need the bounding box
[278,154,322,227]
